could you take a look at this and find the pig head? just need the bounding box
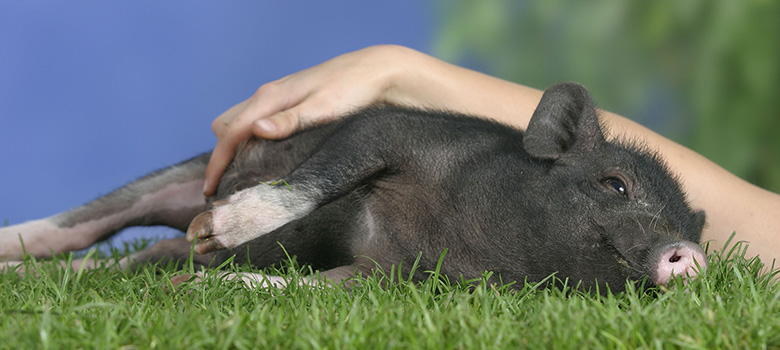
[516,83,707,289]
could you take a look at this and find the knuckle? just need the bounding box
[254,80,282,97]
[211,119,223,134]
[273,111,297,126]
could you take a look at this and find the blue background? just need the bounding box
[0,2,432,247]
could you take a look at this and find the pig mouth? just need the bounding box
[609,249,648,284]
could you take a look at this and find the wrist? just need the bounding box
[369,45,433,107]
[367,45,544,129]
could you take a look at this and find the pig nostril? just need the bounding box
[669,253,681,263]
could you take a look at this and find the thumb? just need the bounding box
[252,109,307,140]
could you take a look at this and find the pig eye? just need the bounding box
[603,177,627,195]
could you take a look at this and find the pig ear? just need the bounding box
[524,83,606,160]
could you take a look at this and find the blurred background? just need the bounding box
[434,0,780,193]
[1,1,778,249]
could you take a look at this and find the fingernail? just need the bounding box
[255,119,276,133]
[202,179,210,195]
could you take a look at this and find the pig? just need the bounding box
[0,83,707,292]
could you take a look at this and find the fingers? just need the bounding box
[211,99,250,136]
[204,141,235,196]
[252,109,305,140]
[204,46,400,196]
[204,96,288,196]
[205,99,254,196]
[205,100,343,195]
[205,104,318,195]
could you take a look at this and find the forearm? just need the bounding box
[383,45,543,129]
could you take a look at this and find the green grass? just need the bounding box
[1,240,779,350]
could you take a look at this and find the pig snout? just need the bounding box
[650,241,708,287]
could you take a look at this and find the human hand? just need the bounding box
[204,45,418,196]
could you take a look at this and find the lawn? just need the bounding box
[1,239,778,350]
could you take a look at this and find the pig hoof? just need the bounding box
[186,211,213,241]
[186,211,226,254]
[166,272,205,296]
[185,185,307,253]
[170,273,197,286]
[185,190,260,252]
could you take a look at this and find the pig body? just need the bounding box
[0,83,707,292]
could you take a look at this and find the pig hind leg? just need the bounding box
[0,123,343,263]
[0,154,210,261]
[170,265,361,291]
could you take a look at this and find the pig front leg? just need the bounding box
[186,181,320,254]
[185,119,397,254]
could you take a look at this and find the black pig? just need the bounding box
[0,83,707,292]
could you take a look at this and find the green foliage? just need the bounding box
[1,241,779,349]
[434,0,780,192]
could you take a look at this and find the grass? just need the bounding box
[1,240,779,350]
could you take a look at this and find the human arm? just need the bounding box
[205,45,780,266]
